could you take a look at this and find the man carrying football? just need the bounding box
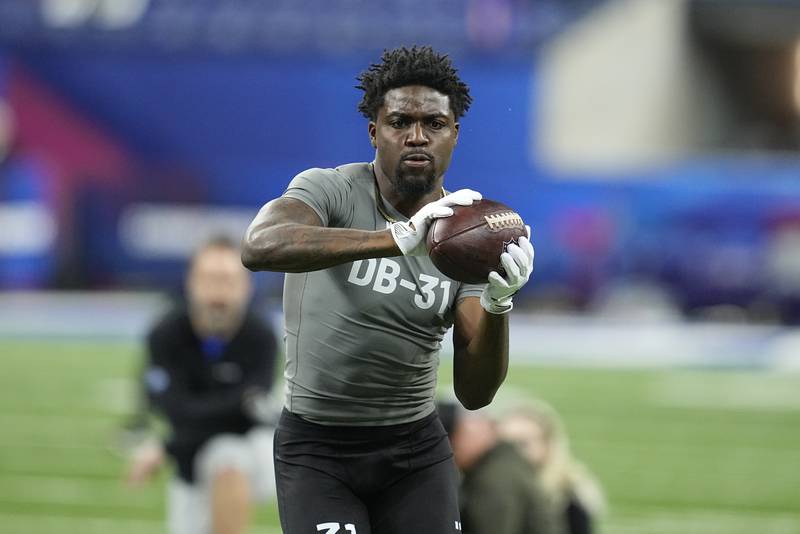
[242,45,534,534]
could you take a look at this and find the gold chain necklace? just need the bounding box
[371,163,447,223]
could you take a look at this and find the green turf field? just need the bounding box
[1,339,798,534]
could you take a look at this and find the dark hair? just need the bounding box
[356,45,472,121]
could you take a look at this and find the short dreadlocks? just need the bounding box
[356,46,472,121]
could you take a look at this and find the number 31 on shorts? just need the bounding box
[317,522,356,534]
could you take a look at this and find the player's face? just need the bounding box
[186,246,252,338]
[370,85,459,196]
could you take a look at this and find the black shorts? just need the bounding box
[274,409,461,534]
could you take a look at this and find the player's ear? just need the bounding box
[368,122,377,148]
[453,122,460,144]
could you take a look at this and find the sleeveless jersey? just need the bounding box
[281,162,485,425]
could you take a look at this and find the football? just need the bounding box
[426,199,527,284]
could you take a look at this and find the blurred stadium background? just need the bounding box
[1,0,800,533]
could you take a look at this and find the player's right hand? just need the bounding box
[390,189,482,256]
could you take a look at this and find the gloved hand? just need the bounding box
[390,189,482,256]
[480,226,534,314]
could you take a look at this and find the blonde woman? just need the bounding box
[498,401,606,534]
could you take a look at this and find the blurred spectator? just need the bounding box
[498,401,606,534]
[438,401,564,534]
[0,98,11,162]
[125,236,279,534]
[765,217,800,324]
[0,96,57,288]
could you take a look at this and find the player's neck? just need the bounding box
[372,164,443,218]
[390,190,442,219]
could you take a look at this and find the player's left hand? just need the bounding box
[480,226,534,314]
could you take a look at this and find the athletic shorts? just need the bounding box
[167,427,276,534]
[274,409,462,534]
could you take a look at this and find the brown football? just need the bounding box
[426,199,527,284]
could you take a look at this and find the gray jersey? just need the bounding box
[281,162,485,426]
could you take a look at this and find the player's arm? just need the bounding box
[452,297,509,410]
[452,232,534,410]
[241,197,398,273]
[241,189,482,273]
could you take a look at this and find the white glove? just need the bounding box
[390,189,482,256]
[480,226,534,314]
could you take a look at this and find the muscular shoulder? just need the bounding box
[295,166,343,182]
[284,163,373,227]
[332,162,374,185]
[290,163,371,192]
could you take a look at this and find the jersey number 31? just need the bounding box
[317,523,356,534]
